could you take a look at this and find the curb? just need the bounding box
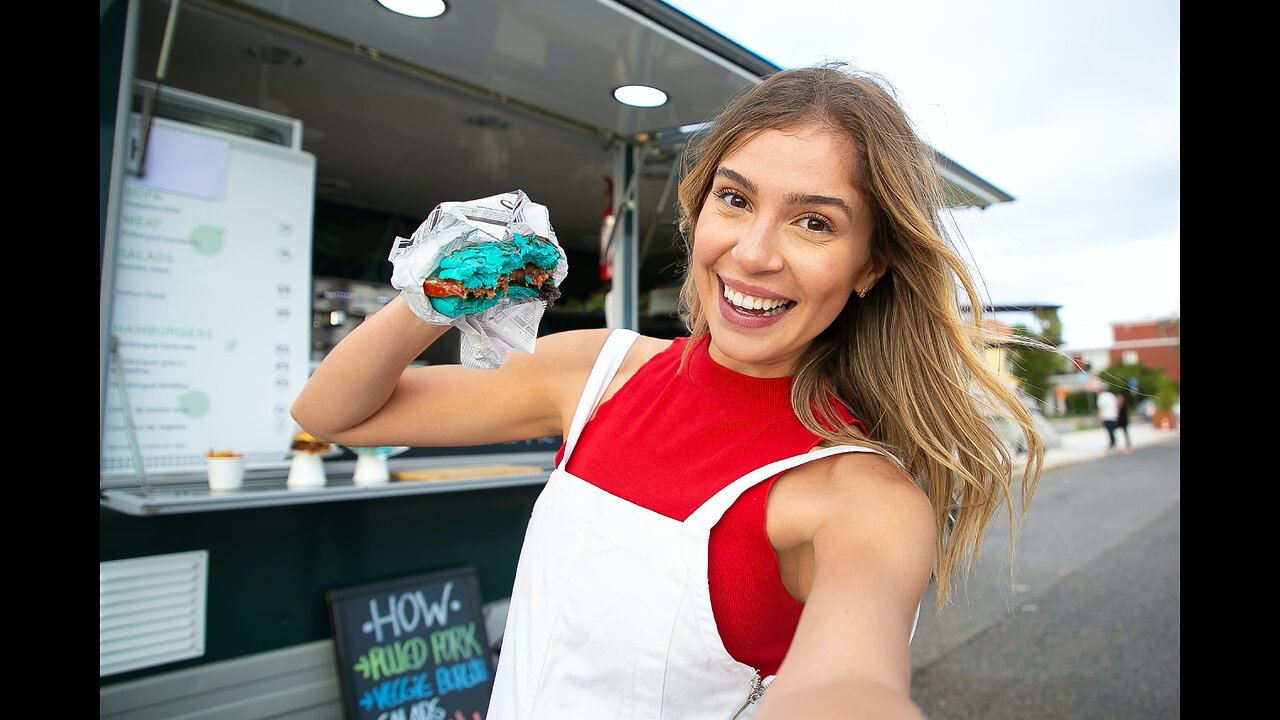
[1041,430,1180,473]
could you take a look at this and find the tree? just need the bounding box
[1031,306,1063,345]
[1007,325,1066,404]
[1154,375,1179,411]
[1097,362,1167,402]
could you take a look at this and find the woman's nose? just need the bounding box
[731,220,784,273]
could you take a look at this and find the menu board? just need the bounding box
[102,115,315,476]
[328,567,495,720]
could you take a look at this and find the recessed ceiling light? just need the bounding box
[613,85,668,108]
[375,0,448,18]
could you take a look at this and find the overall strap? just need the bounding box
[558,329,641,469]
[684,445,883,531]
[684,443,922,641]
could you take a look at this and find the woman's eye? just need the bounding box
[801,216,832,233]
[714,189,748,209]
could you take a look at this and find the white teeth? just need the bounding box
[723,286,790,313]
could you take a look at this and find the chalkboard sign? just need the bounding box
[327,567,494,720]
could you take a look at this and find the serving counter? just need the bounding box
[100,452,556,516]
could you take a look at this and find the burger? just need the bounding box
[422,232,562,317]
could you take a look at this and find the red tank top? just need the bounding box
[554,334,863,675]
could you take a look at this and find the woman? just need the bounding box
[292,62,1044,720]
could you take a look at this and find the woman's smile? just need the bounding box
[717,276,795,327]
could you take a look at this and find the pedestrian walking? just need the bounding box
[1115,388,1134,453]
[1097,387,1119,450]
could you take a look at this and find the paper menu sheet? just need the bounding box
[102,117,316,477]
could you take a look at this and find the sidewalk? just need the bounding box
[1039,420,1179,472]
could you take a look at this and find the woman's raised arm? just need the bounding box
[290,295,607,450]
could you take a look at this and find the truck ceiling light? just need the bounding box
[375,0,448,19]
[613,85,668,108]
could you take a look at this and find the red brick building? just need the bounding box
[1109,317,1180,383]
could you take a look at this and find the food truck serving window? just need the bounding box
[101,85,561,515]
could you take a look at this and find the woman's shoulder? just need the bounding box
[630,333,679,363]
[532,330,677,409]
[535,329,674,361]
[769,446,932,549]
[796,447,922,504]
[534,327,614,356]
[530,329,676,387]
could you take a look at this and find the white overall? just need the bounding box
[486,329,896,720]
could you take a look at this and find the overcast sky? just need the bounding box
[664,0,1180,350]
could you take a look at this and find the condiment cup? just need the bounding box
[353,453,391,485]
[287,452,327,489]
[206,455,246,491]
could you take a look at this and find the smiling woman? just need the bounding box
[291,61,1046,720]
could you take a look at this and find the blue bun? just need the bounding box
[426,233,559,318]
[429,294,501,316]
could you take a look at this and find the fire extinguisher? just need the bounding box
[599,176,614,290]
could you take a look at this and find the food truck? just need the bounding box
[99,1,1014,716]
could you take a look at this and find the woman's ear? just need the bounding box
[855,260,889,296]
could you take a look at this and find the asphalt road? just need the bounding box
[908,438,1180,719]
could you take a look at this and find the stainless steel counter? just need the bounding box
[100,452,555,516]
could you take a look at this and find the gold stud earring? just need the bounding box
[857,286,869,299]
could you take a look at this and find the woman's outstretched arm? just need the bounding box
[757,451,935,719]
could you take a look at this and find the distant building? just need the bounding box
[981,317,1017,384]
[1065,347,1113,375]
[1045,346,1110,415]
[1042,316,1179,416]
[1109,317,1180,383]
[963,303,1063,383]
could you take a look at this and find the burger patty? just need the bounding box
[422,265,554,300]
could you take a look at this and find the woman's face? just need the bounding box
[692,124,883,378]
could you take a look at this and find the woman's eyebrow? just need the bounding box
[715,167,757,195]
[716,166,853,221]
[787,192,853,221]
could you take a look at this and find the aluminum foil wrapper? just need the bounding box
[388,189,568,369]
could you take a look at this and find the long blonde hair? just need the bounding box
[674,63,1044,611]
